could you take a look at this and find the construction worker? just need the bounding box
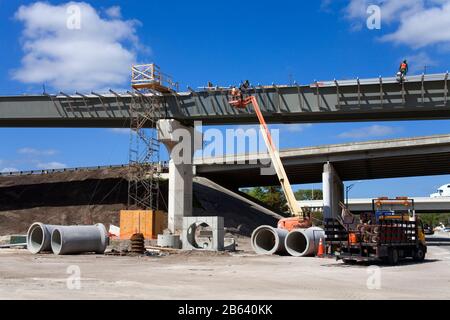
[230,86,243,101]
[240,80,250,91]
[399,60,408,77]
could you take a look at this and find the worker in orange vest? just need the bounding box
[399,60,409,77]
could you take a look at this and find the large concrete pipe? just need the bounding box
[27,223,59,254]
[285,227,325,257]
[51,224,109,255]
[251,226,288,255]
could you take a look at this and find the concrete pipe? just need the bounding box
[27,223,59,254]
[285,227,325,257]
[251,226,288,255]
[51,224,109,255]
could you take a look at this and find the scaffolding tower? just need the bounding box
[128,63,177,211]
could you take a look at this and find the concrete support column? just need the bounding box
[158,119,202,234]
[168,160,193,234]
[322,162,344,220]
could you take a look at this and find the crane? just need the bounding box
[229,86,312,230]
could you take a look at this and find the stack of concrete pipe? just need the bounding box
[27,222,109,255]
[251,225,325,257]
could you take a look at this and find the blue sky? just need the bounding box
[1,0,450,197]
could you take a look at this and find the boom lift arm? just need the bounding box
[229,88,312,230]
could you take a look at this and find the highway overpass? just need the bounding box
[298,198,450,214]
[194,134,450,188]
[1,73,450,127]
[5,130,450,189]
[2,133,449,226]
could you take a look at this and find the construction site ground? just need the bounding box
[1,243,449,300]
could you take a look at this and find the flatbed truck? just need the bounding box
[325,198,427,265]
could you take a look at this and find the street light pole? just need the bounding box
[345,184,355,207]
[345,181,363,207]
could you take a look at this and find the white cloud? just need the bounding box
[105,6,122,18]
[108,128,131,135]
[345,0,450,49]
[338,125,400,139]
[1,168,19,173]
[17,147,58,156]
[381,1,450,48]
[283,124,313,133]
[36,162,67,169]
[346,0,424,25]
[12,2,147,91]
[320,0,334,13]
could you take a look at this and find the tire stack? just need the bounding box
[130,233,146,255]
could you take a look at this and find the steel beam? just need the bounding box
[2,73,450,127]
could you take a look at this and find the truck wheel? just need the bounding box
[413,246,426,262]
[388,248,399,265]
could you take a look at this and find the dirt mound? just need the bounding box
[192,177,282,236]
[0,168,281,236]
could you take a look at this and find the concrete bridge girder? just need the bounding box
[2,73,450,127]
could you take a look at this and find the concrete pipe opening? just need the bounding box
[27,222,58,254]
[251,226,287,255]
[51,229,63,255]
[285,230,309,257]
[187,222,213,250]
[285,227,325,257]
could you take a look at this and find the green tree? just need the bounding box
[418,213,450,228]
[244,186,288,213]
[294,189,323,201]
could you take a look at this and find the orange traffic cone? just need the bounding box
[317,238,324,258]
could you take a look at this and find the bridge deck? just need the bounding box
[0,73,449,127]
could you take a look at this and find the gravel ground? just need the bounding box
[0,245,449,300]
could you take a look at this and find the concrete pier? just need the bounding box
[322,162,344,220]
[158,119,201,234]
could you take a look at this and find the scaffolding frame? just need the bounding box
[127,64,178,211]
[131,64,179,93]
[127,88,162,211]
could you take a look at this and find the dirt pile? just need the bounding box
[0,168,281,236]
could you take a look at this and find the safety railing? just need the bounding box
[0,162,169,177]
[131,63,179,92]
